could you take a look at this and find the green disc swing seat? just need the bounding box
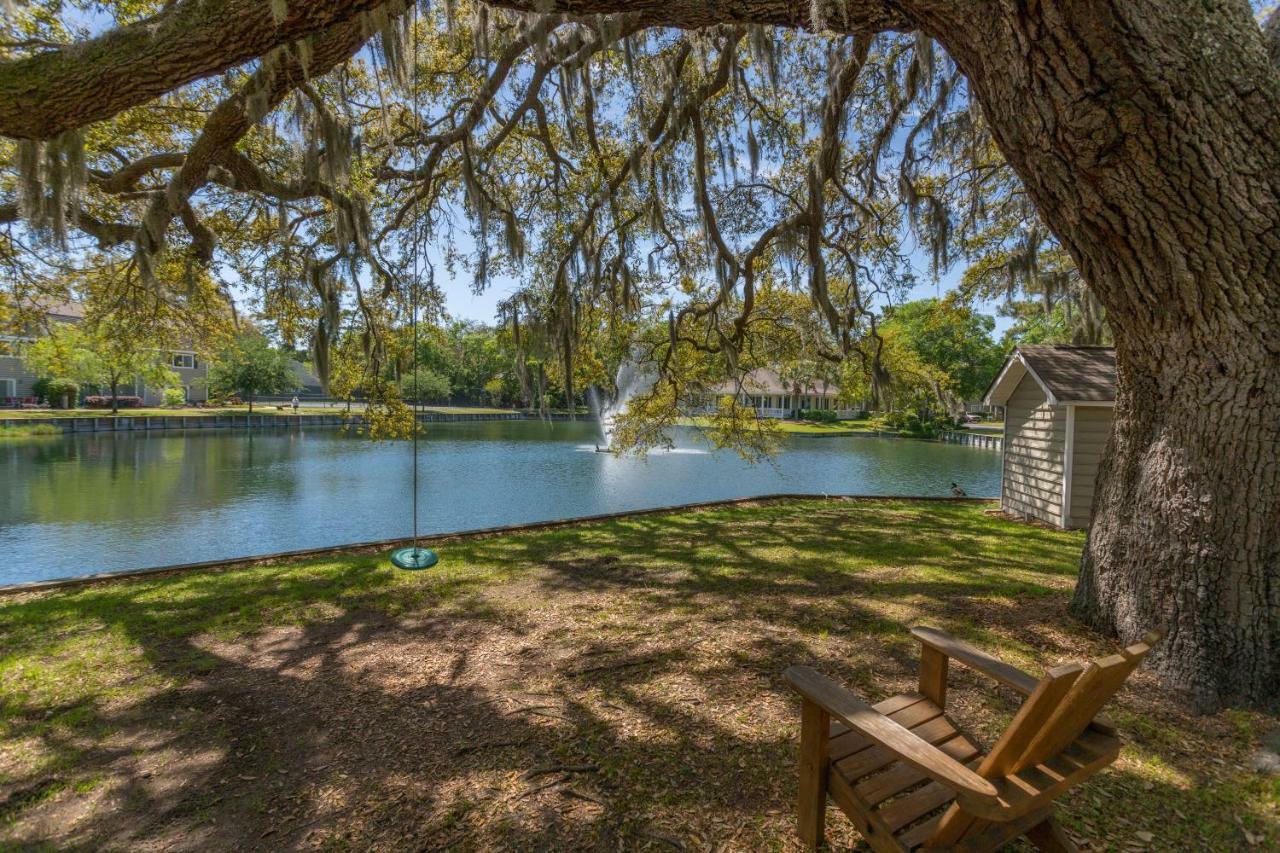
[390,546,438,571]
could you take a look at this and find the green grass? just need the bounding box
[0,500,1274,849]
[418,404,520,415]
[680,416,885,435]
[774,419,883,434]
[0,406,338,420]
[0,404,519,421]
[0,423,60,439]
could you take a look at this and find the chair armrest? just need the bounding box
[911,626,1040,695]
[783,665,999,807]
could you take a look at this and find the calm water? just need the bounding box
[0,420,999,585]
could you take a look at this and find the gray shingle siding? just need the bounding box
[1068,405,1113,528]
[0,355,36,398]
[1001,373,1066,524]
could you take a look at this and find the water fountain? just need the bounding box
[588,360,650,452]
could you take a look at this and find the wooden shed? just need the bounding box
[983,346,1116,529]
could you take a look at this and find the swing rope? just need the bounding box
[391,0,437,572]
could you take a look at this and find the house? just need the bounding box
[984,345,1116,529]
[697,368,856,419]
[0,300,208,406]
[158,349,210,406]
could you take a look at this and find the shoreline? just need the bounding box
[0,410,559,433]
[0,494,996,597]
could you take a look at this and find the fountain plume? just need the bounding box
[589,359,652,450]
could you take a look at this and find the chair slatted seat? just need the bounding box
[784,626,1161,852]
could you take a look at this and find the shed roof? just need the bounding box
[984,345,1115,405]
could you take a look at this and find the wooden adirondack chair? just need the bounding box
[784,626,1162,852]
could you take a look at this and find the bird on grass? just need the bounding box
[950,482,967,497]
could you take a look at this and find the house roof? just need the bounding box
[710,368,838,397]
[984,345,1116,405]
[4,297,86,323]
[41,300,86,321]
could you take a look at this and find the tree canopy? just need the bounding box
[207,333,298,411]
[3,0,1280,707]
[0,0,1105,439]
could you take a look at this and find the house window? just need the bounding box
[171,352,196,369]
[0,378,15,400]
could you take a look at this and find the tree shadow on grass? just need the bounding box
[2,548,865,849]
[1,499,1270,849]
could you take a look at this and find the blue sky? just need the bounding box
[432,234,1000,334]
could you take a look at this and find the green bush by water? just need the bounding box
[0,423,61,439]
[798,408,838,423]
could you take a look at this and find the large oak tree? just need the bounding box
[1,0,1276,709]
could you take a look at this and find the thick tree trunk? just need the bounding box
[110,378,119,415]
[1074,342,1278,709]
[909,1,1280,709]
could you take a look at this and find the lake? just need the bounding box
[0,419,1000,585]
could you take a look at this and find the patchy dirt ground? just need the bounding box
[1,499,1276,850]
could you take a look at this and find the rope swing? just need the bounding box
[390,1,438,572]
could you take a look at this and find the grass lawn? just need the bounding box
[0,404,519,421]
[681,416,885,435]
[0,500,1275,849]
[0,423,60,439]
[775,420,883,435]
[0,406,339,420]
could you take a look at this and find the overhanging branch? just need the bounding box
[0,0,395,139]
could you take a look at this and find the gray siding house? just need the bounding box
[984,346,1116,529]
[0,351,38,400]
[1,301,208,406]
[0,300,84,403]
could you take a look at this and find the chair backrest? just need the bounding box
[991,630,1160,776]
[926,631,1161,848]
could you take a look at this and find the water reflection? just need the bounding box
[0,420,1000,584]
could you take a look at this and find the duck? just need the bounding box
[950,482,967,497]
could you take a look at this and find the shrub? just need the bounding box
[84,395,143,409]
[931,414,960,432]
[161,387,187,408]
[33,377,80,408]
[0,423,61,440]
[879,411,906,430]
[798,408,838,423]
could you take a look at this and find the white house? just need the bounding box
[984,345,1116,529]
[698,368,855,419]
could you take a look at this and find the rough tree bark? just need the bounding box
[0,0,391,139]
[907,1,1280,711]
[1,0,1276,708]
